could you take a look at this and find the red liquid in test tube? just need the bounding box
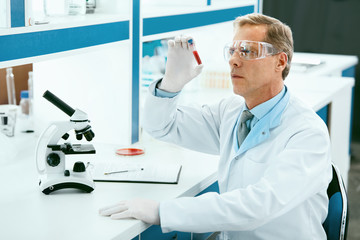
[188,39,202,65]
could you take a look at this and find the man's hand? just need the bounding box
[159,36,204,93]
[99,199,160,225]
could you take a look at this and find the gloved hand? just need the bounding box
[158,36,204,92]
[99,198,160,225]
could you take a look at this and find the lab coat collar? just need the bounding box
[233,86,290,157]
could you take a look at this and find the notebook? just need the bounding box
[91,161,182,184]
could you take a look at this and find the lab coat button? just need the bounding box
[262,131,266,135]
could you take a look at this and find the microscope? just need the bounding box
[36,90,96,194]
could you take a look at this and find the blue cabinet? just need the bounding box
[316,105,329,125]
[141,225,191,240]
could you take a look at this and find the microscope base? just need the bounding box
[39,173,95,195]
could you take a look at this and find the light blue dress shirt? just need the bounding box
[233,86,286,151]
[154,80,180,98]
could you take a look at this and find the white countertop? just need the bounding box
[0,133,219,240]
[289,52,358,77]
[285,75,354,111]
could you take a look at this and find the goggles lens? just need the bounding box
[224,40,279,61]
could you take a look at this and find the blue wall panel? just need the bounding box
[132,0,140,143]
[11,0,25,27]
[0,21,129,62]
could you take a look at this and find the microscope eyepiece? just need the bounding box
[43,90,76,117]
[43,90,95,142]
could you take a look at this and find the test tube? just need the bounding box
[188,39,202,65]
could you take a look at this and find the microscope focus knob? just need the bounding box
[47,153,61,167]
[62,133,70,140]
[73,161,86,172]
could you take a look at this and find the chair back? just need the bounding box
[323,163,348,240]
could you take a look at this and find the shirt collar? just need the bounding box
[245,86,286,122]
[233,86,287,153]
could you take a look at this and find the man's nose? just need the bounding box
[229,52,242,67]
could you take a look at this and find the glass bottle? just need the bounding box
[86,0,96,14]
[69,0,86,15]
[20,91,30,116]
[19,90,34,132]
[6,68,16,105]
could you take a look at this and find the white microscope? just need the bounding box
[36,90,96,194]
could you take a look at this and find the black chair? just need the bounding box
[323,163,349,240]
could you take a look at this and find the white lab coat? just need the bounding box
[142,82,332,240]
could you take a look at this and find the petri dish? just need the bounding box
[116,148,145,156]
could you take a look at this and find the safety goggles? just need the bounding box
[224,40,280,61]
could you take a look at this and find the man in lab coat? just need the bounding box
[100,13,332,239]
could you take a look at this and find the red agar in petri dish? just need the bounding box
[116,148,145,156]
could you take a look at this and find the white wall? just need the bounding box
[33,41,132,145]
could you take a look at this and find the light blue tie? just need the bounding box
[237,110,254,147]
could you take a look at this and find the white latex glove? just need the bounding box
[99,198,160,225]
[159,36,204,92]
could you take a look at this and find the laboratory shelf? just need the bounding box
[34,13,129,31]
[1,13,129,34]
[142,0,255,17]
[0,20,129,68]
[142,5,255,37]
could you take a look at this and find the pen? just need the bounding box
[104,168,144,175]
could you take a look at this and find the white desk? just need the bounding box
[0,133,218,240]
[290,52,358,77]
[0,75,354,240]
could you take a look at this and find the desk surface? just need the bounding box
[289,52,358,77]
[286,75,354,110]
[0,75,355,240]
[0,134,219,240]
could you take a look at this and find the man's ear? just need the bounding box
[275,52,288,72]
